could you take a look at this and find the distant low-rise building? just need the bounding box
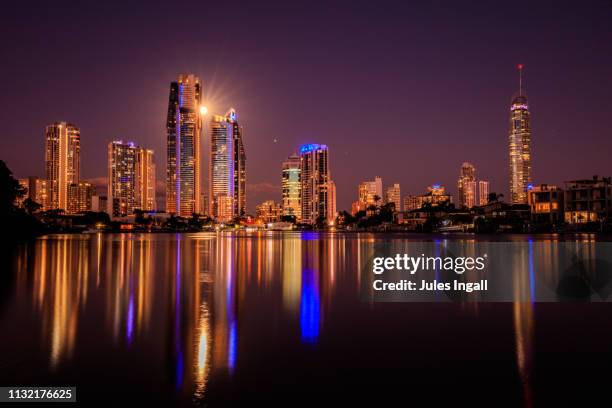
[404,184,452,211]
[256,200,282,224]
[564,176,611,224]
[527,184,564,225]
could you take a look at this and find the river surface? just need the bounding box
[1,232,612,406]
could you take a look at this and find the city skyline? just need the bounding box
[2,2,612,213]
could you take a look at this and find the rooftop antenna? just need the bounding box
[517,64,524,95]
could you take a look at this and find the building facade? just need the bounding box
[509,65,532,204]
[404,185,452,211]
[352,176,383,215]
[45,122,80,211]
[527,184,564,225]
[327,180,337,223]
[457,162,476,208]
[67,181,96,213]
[91,195,108,213]
[209,109,246,221]
[300,144,331,225]
[478,180,490,206]
[166,74,202,216]
[256,200,283,224]
[385,183,401,212]
[108,141,137,218]
[282,154,301,220]
[17,177,49,209]
[564,176,611,224]
[136,148,156,211]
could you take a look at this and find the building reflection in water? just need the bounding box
[26,236,89,370]
[513,240,536,408]
[300,267,320,343]
[15,233,604,405]
[282,236,301,314]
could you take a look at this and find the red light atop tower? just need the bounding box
[517,64,524,70]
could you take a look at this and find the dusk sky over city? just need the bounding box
[1,0,611,212]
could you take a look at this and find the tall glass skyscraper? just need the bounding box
[509,65,532,204]
[299,143,332,225]
[166,74,202,216]
[209,109,246,221]
[282,154,301,220]
[45,122,80,211]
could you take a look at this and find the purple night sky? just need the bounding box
[1,0,611,212]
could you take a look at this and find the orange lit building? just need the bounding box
[45,122,80,211]
[527,184,563,225]
[256,200,282,224]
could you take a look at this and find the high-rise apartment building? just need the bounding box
[108,141,155,217]
[385,183,401,212]
[478,180,490,206]
[509,65,532,204]
[136,148,156,211]
[209,109,246,221]
[166,74,202,216]
[282,154,301,220]
[67,181,95,213]
[359,177,383,204]
[45,122,80,211]
[457,162,476,208]
[300,144,332,225]
[353,176,383,214]
[327,180,337,222]
[17,177,49,210]
[108,141,137,218]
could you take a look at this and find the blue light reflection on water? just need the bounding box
[300,268,320,344]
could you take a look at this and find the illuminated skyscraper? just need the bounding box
[360,177,383,204]
[353,176,383,213]
[108,141,137,218]
[67,181,95,213]
[136,148,156,211]
[299,143,332,225]
[166,74,202,216]
[209,109,246,221]
[385,183,401,212]
[509,64,532,204]
[478,180,490,206]
[108,141,155,217]
[327,180,337,222]
[457,162,477,208]
[45,122,80,211]
[282,154,301,220]
[232,111,246,217]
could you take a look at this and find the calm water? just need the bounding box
[2,232,612,406]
